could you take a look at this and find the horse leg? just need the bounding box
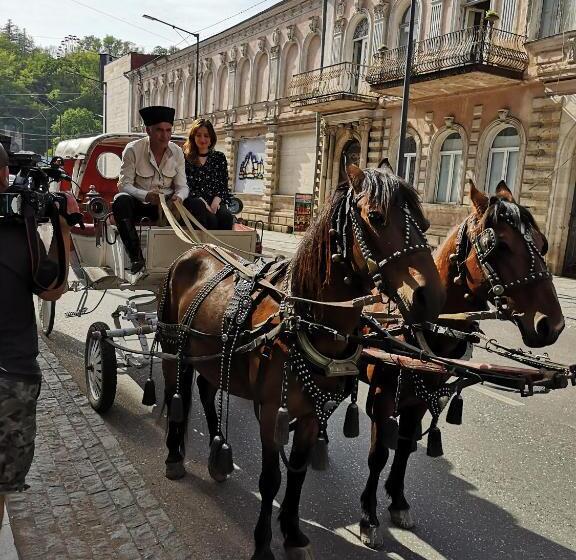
[197,374,219,444]
[384,405,425,530]
[164,361,194,480]
[252,404,282,560]
[278,415,318,559]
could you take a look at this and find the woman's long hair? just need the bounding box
[183,119,218,163]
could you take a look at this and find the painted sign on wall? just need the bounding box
[293,193,313,233]
[235,137,265,194]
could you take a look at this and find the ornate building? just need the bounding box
[107,0,576,275]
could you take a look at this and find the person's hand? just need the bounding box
[170,194,182,205]
[210,196,221,214]
[200,198,212,213]
[145,191,161,205]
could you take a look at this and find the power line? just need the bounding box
[0,93,82,96]
[192,0,281,34]
[66,0,175,42]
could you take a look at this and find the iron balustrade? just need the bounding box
[367,26,528,86]
[289,61,379,103]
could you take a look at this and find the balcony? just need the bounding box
[289,62,379,112]
[367,26,528,99]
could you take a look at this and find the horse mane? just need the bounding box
[291,167,425,300]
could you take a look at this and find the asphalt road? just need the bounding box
[41,277,576,560]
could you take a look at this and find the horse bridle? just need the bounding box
[331,187,430,301]
[451,208,552,316]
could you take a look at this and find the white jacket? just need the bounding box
[117,136,189,203]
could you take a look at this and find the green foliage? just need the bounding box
[0,20,142,154]
[51,107,102,143]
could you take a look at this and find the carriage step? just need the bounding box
[83,267,121,289]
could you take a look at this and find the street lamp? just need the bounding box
[142,14,200,119]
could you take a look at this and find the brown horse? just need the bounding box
[359,180,565,548]
[158,165,445,560]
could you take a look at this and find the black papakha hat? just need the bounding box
[139,105,175,126]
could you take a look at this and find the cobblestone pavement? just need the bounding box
[6,340,190,560]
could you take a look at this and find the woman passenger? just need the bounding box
[183,119,234,230]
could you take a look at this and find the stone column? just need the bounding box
[269,44,281,101]
[262,124,278,224]
[463,105,483,205]
[359,117,372,168]
[227,60,237,110]
[223,126,235,192]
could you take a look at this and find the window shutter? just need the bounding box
[500,0,516,32]
[430,1,443,38]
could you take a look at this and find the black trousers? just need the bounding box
[183,197,234,230]
[112,194,159,261]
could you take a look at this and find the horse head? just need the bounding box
[344,164,445,323]
[446,180,564,347]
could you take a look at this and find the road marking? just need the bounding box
[471,384,524,407]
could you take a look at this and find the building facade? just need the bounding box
[107,0,576,275]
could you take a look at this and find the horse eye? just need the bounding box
[368,211,385,225]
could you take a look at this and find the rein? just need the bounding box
[450,209,552,317]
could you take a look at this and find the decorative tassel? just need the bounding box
[382,416,399,450]
[217,442,235,476]
[446,394,463,425]
[427,425,444,457]
[343,403,360,438]
[169,393,184,423]
[274,407,290,447]
[142,377,157,406]
[309,435,329,471]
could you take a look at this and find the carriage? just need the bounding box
[39,133,262,411]
[41,146,576,557]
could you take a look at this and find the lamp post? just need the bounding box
[143,14,200,118]
[396,0,417,180]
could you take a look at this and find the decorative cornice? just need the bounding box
[272,27,281,46]
[334,17,347,35]
[258,36,267,51]
[287,24,296,41]
[309,15,320,33]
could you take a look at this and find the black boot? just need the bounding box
[116,219,145,274]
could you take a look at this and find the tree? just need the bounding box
[51,107,101,143]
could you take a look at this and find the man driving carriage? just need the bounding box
[113,105,189,274]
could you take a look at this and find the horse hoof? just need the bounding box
[360,524,383,549]
[284,544,315,560]
[389,508,415,530]
[208,464,228,483]
[165,461,186,480]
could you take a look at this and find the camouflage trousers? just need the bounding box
[0,377,41,494]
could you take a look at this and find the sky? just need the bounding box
[5,0,283,51]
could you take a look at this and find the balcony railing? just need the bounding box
[290,61,379,104]
[367,26,528,87]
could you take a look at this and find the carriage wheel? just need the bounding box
[85,322,117,413]
[36,297,56,337]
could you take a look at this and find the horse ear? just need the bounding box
[495,180,515,202]
[469,180,489,215]
[378,157,393,171]
[346,164,365,194]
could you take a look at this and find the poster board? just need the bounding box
[293,193,313,233]
[235,137,265,194]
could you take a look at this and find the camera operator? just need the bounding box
[0,143,77,524]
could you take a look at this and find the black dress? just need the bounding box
[184,150,234,230]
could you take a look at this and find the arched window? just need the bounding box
[403,135,417,186]
[352,18,369,66]
[255,54,270,103]
[283,43,299,98]
[339,139,361,184]
[435,132,463,203]
[238,60,251,106]
[173,82,182,117]
[486,127,520,194]
[203,72,214,113]
[539,0,576,38]
[306,35,321,71]
[399,5,420,47]
[218,69,229,110]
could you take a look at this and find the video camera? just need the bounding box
[0,134,70,223]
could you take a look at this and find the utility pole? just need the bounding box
[396,0,417,180]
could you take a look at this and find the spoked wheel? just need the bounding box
[36,297,56,337]
[85,322,117,413]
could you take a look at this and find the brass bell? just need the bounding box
[329,228,337,237]
[449,253,458,264]
[331,253,343,264]
[453,275,463,286]
[343,276,353,286]
[463,292,471,300]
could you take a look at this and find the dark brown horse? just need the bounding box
[159,165,445,560]
[359,181,565,548]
